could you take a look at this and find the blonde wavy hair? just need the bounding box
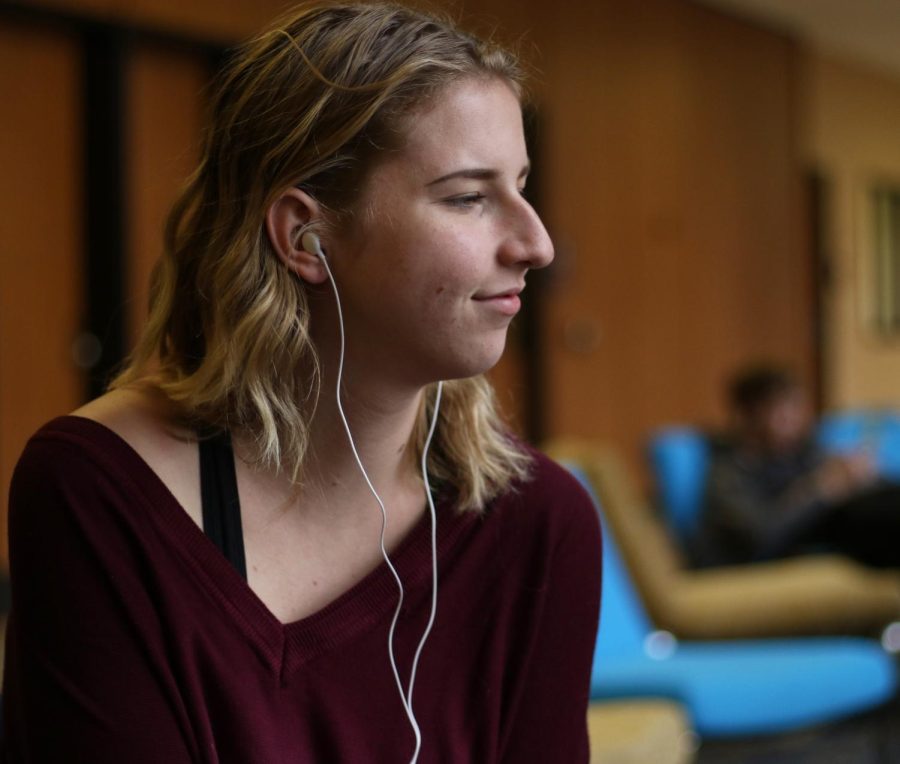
[114,1,534,510]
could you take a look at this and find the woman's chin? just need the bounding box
[433,341,509,382]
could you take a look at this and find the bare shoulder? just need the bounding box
[73,388,202,525]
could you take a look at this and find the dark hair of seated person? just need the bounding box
[728,364,800,418]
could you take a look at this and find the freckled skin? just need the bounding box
[321,77,554,388]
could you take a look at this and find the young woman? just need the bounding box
[3,3,601,761]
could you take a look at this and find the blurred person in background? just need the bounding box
[691,364,900,568]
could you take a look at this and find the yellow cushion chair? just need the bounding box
[587,700,695,764]
[547,439,900,639]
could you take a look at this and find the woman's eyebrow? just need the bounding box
[426,162,531,187]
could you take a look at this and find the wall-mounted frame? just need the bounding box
[871,182,900,336]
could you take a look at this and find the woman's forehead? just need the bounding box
[390,77,526,180]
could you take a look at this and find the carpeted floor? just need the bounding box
[696,692,900,763]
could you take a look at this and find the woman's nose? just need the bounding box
[498,198,555,270]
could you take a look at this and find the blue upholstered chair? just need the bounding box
[817,409,900,480]
[551,439,900,640]
[565,464,898,738]
[646,427,710,546]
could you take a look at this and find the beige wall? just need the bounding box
[801,50,900,408]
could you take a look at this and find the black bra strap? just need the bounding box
[199,430,247,581]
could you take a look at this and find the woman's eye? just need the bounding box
[444,193,486,209]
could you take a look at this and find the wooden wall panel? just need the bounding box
[126,44,209,346]
[28,0,292,43]
[538,0,810,470]
[0,22,83,567]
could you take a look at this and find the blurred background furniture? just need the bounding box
[552,439,900,639]
[817,409,900,478]
[587,699,695,764]
[554,455,899,739]
[649,408,900,547]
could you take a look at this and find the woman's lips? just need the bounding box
[473,290,522,316]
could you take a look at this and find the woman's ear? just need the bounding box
[266,187,328,284]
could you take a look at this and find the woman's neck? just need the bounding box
[305,377,425,500]
[233,374,427,531]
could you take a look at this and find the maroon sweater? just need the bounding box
[3,417,601,763]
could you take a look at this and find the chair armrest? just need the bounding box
[658,556,900,639]
[588,701,695,764]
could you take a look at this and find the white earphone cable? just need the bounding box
[316,245,441,764]
[406,379,442,763]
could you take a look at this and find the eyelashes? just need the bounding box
[441,188,528,210]
[443,193,486,209]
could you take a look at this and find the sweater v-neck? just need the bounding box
[48,415,474,681]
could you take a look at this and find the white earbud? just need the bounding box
[301,230,323,258]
